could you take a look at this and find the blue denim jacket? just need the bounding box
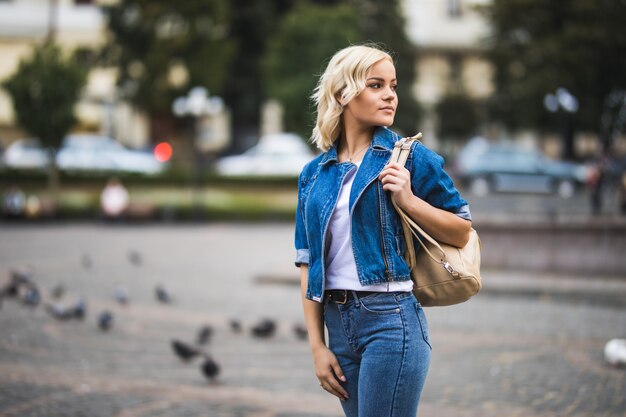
[295,127,471,303]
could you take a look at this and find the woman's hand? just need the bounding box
[379,161,415,209]
[313,345,349,401]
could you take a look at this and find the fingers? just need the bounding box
[379,163,409,182]
[320,372,349,400]
[317,360,349,400]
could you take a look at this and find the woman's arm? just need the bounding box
[379,161,471,248]
[300,265,348,400]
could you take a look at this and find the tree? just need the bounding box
[435,93,479,142]
[483,0,626,156]
[3,44,86,197]
[264,0,421,141]
[354,0,422,136]
[102,0,235,138]
[264,3,361,138]
[221,0,299,151]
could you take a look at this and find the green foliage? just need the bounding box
[264,3,360,138]
[222,0,299,148]
[264,0,421,140]
[355,0,422,135]
[435,94,479,140]
[483,0,626,133]
[2,44,86,151]
[102,0,235,114]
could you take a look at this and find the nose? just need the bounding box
[382,86,396,101]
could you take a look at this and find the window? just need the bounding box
[447,0,462,18]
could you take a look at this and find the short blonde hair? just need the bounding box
[311,44,393,151]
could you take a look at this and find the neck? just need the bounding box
[340,119,374,156]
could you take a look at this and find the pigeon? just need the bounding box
[127,250,142,266]
[251,318,276,339]
[45,303,75,321]
[229,319,242,334]
[604,339,626,367]
[98,310,113,331]
[1,277,21,299]
[196,325,213,345]
[22,285,40,308]
[81,254,93,270]
[114,285,129,305]
[171,339,201,362]
[2,268,33,298]
[293,323,308,341]
[72,298,87,320]
[155,285,171,303]
[50,283,65,299]
[200,354,220,382]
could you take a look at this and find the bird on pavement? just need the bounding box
[604,339,626,367]
[293,323,308,341]
[155,285,172,303]
[251,318,276,339]
[50,283,65,299]
[171,339,201,362]
[196,325,213,345]
[114,284,129,305]
[200,353,220,382]
[229,319,242,334]
[45,303,75,321]
[72,298,87,320]
[22,285,40,308]
[98,310,113,331]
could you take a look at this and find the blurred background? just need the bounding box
[1,1,625,416]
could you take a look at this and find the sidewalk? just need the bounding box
[480,268,626,307]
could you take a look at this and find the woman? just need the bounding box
[295,44,472,417]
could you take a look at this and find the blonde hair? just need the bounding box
[311,44,393,151]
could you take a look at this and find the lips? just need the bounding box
[380,106,395,112]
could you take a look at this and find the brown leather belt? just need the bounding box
[324,289,379,304]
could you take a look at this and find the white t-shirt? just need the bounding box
[325,162,413,292]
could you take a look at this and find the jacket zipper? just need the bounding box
[376,181,390,280]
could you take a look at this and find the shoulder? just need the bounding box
[298,153,325,185]
[409,140,446,171]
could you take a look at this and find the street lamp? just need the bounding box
[172,87,224,219]
[544,88,579,160]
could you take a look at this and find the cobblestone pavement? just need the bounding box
[1,223,625,417]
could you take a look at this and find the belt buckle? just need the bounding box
[331,290,348,305]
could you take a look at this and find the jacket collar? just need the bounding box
[319,126,400,166]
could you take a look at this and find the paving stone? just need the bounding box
[0,224,625,417]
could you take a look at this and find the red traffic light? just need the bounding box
[154,142,173,162]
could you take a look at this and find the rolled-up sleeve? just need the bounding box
[294,173,309,267]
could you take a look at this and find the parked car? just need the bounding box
[215,133,316,177]
[454,140,589,198]
[2,135,166,175]
[2,138,49,169]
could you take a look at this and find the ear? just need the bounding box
[335,92,346,107]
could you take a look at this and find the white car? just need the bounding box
[3,135,166,175]
[57,134,165,174]
[2,138,49,169]
[216,133,316,177]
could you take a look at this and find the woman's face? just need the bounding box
[343,58,398,130]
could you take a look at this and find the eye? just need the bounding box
[368,83,381,89]
[391,84,398,92]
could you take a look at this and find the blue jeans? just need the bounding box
[323,291,432,417]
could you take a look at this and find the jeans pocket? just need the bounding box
[414,303,433,350]
[359,294,402,315]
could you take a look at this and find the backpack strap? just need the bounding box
[390,133,453,273]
